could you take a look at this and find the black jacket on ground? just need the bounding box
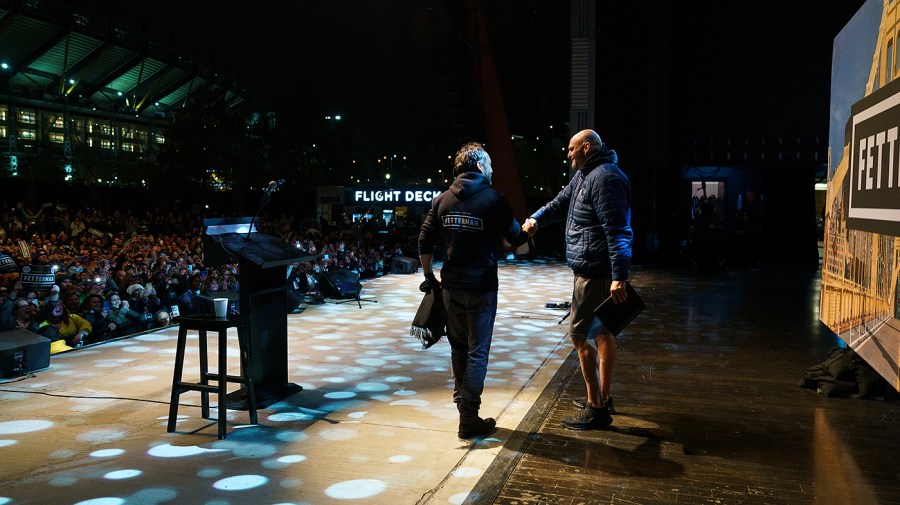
[418,171,528,291]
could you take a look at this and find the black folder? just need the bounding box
[594,282,645,336]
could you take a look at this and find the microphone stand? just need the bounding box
[247,182,276,241]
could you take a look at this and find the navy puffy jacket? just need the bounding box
[531,148,633,280]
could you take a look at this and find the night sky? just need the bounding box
[66,0,568,159]
[65,0,867,164]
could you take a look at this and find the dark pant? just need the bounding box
[442,288,497,420]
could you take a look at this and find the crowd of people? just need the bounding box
[0,201,418,353]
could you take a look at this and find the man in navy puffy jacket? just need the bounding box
[524,129,633,430]
[419,141,529,439]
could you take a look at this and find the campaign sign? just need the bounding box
[849,79,900,236]
[20,265,56,290]
[0,252,16,273]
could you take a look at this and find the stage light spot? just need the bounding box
[72,498,124,505]
[319,428,357,440]
[370,394,392,401]
[147,444,225,458]
[347,411,367,419]
[356,382,390,392]
[322,377,347,383]
[48,475,78,486]
[125,375,156,382]
[449,491,481,504]
[135,334,169,342]
[324,391,356,399]
[358,337,394,345]
[390,399,428,407]
[0,498,10,505]
[49,449,76,459]
[197,467,222,478]
[325,479,387,499]
[277,455,307,463]
[0,440,15,447]
[356,358,386,366]
[103,469,141,480]
[212,474,268,490]
[388,455,412,463]
[76,429,125,443]
[275,431,309,443]
[121,345,153,353]
[311,345,336,351]
[90,448,125,458]
[268,412,314,422]
[452,467,482,478]
[341,366,370,374]
[491,361,515,368]
[0,420,53,434]
[280,479,303,488]
[127,488,177,503]
[384,376,412,383]
[393,390,416,396]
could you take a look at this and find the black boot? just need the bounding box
[458,416,497,439]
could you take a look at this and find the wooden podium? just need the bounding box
[207,230,315,408]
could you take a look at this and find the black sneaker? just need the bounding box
[572,397,616,415]
[458,417,497,439]
[562,405,613,430]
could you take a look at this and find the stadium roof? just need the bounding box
[0,0,248,120]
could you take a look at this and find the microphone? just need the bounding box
[264,180,278,195]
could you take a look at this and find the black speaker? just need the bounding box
[0,329,51,378]
[391,256,419,274]
[321,270,361,299]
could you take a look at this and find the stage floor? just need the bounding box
[0,261,575,504]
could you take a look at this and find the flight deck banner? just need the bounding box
[824,0,900,392]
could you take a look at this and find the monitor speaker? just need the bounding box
[0,329,51,378]
[391,256,419,274]
[321,270,361,299]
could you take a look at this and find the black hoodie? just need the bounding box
[418,171,528,291]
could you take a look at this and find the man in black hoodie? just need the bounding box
[419,141,529,439]
[524,129,633,431]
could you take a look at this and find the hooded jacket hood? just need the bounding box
[449,171,492,200]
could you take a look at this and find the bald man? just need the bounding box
[523,129,633,430]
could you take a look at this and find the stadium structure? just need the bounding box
[0,0,248,184]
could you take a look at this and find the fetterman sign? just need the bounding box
[848,77,900,236]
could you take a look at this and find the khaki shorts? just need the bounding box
[568,275,612,340]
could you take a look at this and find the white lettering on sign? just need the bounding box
[353,189,442,203]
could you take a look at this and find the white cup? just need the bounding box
[213,298,228,318]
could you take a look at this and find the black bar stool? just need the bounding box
[167,314,258,439]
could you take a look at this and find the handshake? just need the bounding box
[522,217,539,237]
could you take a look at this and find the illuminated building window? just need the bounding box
[87,121,94,133]
[0,126,6,137]
[121,143,134,152]
[87,138,93,147]
[156,135,165,144]
[49,133,64,143]
[51,117,64,128]
[0,108,6,121]
[101,124,113,135]
[100,139,114,149]
[121,128,134,139]
[18,111,36,124]
[19,129,36,140]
